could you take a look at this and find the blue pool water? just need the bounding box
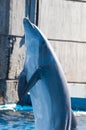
[0,104,86,130]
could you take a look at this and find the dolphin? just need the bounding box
[18,17,77,130]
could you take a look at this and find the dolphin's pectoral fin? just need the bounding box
[27,67,41,90]
[18,70,27,100]
[17,69,31,106]
[20,67,41,101]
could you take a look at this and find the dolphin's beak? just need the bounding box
[23,17,34,30]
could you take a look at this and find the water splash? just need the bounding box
[0,104,33,111]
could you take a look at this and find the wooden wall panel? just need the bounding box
[38,0,86,42]
[38,0,86,84]
[9,0,25,35]
[8,0,26,79]
[8,0,36,79]
[0,0,11,104]
[0,0,37,103]
[0,0,10,79]
[50,41,86,83]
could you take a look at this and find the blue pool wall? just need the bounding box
[71,98,86,111]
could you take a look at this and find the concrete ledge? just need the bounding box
[68,83,86,98]
[0,80,18,104]
[6,80,18,104]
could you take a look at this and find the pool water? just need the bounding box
[0,104,86,130]
[75,111,86,130]
[0,110,34,130]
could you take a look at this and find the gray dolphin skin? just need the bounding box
[18,17,77,130]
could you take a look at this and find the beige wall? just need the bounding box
[8,0,26,79]
[38,0,86,83]
[0,0,26,104]
[0,0,37,104]
[0,0,86,103]
[38,0,86,41]
[38,0,86,97]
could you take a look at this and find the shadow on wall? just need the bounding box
[0,0,10,105]
[0,79,6,105]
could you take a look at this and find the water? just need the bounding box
[0,104,34,130]
[0,110,34,130]
[0,104,86,130]
[75,111,86,130]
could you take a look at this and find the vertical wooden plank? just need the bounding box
[38,0,86,41]
[29,0,37,23]
[37,0,86,101]
[5,0,37,103]
[25,0,38,23]
[8,0,37,79]
[6,80,18,103]
[0,0,10,79]
[0,0,10,104]
[50,41,86,83]
[38,0,86,83]
[8,0,26,79]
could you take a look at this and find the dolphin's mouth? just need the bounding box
[23,17,34,30]
[23,17,29,24]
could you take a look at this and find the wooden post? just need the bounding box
[0,0,10,104]
[0,0,37,104]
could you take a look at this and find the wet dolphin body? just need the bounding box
[18,18,77,130]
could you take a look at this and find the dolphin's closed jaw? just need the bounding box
[23,17,30,29]
[23,17,34,30]
[23,17,29,24]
